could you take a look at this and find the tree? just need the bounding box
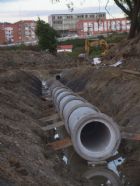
[35,18,58,53]
[114,0,140,38]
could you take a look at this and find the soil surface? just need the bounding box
[0,35,140,186]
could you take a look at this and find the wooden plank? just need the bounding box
[47,137,72,150]
[122,69,140,76]
[122,132,140,141]
[39,114,59,123]
[41,121,64,131]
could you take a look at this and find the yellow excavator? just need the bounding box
[85,39,109,56]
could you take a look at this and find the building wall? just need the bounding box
[0,20,37,44]
[5,26,14,43]
[76,18,130,37]
[48,13,106,33]
[0,24,6,44]
[13,23,22,43]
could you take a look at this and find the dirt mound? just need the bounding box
[0,50,57,68]
[103,34,140,69]
[0,50,78,72]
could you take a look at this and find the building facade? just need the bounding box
[48,13,106,35]
[0,20,37,45]
[0,24,6,44]
[76,18,130,37]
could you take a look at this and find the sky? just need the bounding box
[0,0,124,23]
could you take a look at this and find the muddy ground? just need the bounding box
[0,36,140,186]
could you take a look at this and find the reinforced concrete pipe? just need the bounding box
[49,81,121,162]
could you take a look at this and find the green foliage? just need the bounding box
[58,33,127,58]
[35,18,58,53]
[58,38,85,49]
[106,32,128,43]
[67,47,85,58]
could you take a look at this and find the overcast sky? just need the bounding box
[0,0,124,23]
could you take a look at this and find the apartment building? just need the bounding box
[0,20,37,45]
[48,12,106,35]
[14,20,37,43]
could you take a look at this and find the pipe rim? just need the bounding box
[53,88,72,105]
[72,113,121,162]
[55,92,77,112]
[52,87,70,97]
[50,86,70,95]
[60,96,86,118]
[66,103,100,133]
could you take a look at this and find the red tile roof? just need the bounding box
[57,45,73,49]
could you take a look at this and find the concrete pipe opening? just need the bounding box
[80,122,111,152]
[56,74,61,80]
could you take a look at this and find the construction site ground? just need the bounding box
[0,35,140,186]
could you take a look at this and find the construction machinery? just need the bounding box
[85,39,109,56]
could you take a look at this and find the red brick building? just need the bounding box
[0,24,6,44]
[0,20,37,45]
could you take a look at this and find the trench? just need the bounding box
[42,78,140,186]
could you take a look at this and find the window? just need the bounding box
[77,15,84,18]
[90,15,95,18]
[67,16,72,19]
[58,16,62,19]
[53,21,62,24]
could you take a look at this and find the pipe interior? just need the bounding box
[80,122,111,152]
[56,75,61,80]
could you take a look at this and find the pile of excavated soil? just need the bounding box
[0,50,80,72]
[103,34,140,69]
[0,70,80,186]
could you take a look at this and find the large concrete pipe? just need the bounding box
[49,81,121,163]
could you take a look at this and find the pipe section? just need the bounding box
[49,81,121,162]
[83,167,122,186]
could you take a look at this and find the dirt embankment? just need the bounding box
[0,70,80,186]
[104,34,140,69]
[0,50,79,73]
[63,67,140,130]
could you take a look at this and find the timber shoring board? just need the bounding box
[47,137,72,151]
[122,69,140,76]
[122,132,140,141]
